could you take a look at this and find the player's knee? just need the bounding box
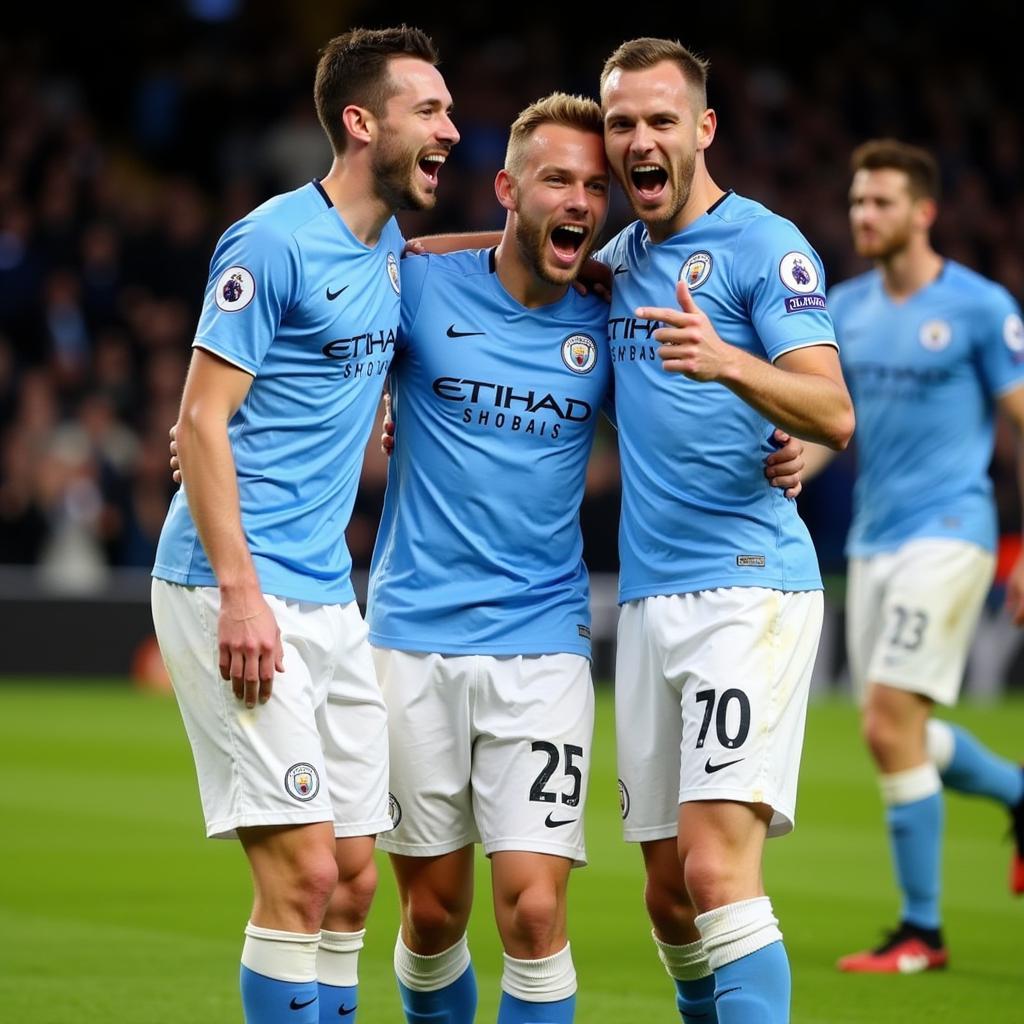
[334,855,378,926]
[683,847,743,912]
[403,885,471,950]
[644,872,691,935]
[862,708,903,765]
[504,883,562,956]
[277,846,340,928]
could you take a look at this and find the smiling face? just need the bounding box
[502,122,610,287]
[372,56,459,211]
[601,60,713,240]
[848,166,931,260]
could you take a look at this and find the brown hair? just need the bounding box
[505,93,604,176]
[850,139,941,201]
[314,25,438,154]
[600,37,709,109]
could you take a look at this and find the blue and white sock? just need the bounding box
[394,933,477,1023]
[317,928,363,1022]
[881,763,944,930]
[497,943,577,1023]
[927,719,1024,806]
[652,932,717,1023]
[695,897,789,1024]
[239,921,320,1023]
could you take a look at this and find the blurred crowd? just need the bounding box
[1,6,1021,587]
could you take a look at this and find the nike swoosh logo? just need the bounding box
[613,264,628,275]
[290,995,317,1010]
[326,285,349,300]
[704,757,744,774]
[338,1005,357,1017]
[714,985,742,1001]
[544,812,577,828]
[446,324,485,338]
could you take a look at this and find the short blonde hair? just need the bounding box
[505,92,603,177]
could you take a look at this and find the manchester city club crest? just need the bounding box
[919,319,952,352]
[386,251,400,295]
[1004,313,1024,353]
[561,333,598,374]
[388,792,402,828]
[618,779,630,820]
[214,265,255,312]
[284,762,320,802]
[679,251,713,290]
[778,251,819,294]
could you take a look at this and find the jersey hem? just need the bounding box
[367,633,592,659]
[151,567,356,606]
[617,577,823,604]
[846,533,995,558]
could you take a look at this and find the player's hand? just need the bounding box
[218,588,285,707]
[1006,552,1024,626]
[642,280,736,382]
[381,391,395,456]
[764,429,804,499]
[402,239,426,258]
[572,258,612,301]
[169,423,182,484]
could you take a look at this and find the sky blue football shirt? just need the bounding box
[830,261,1024,556]
[153,181,403,604]
[595,192,834,602]
[367,249,611,657]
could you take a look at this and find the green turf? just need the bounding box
[1,682,1021,1022]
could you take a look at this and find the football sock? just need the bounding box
[880,763,944,929]
[394,933,477,1023]
[497,943,577,1023]
[927,719,1024,806]
[695,898,788,1024]
[652,931,717,1023]
[240,921,320,1023]
[317,928,363,1022]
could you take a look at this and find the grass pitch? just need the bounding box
[0,682,1021,1022]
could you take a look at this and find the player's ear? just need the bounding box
[341,104,375,147]
[696,107,716,152]
[915,196,938,231]
[495,168,517,212]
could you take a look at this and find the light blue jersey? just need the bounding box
[153,181,402,604]
[596,192,834,602]
[831,261,1024,556]
[367,249,610,657]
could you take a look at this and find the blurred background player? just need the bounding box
[369,94,610,1024]
[596,37,853,1024]
[802,139,1024,973]
[150,27,458,1024]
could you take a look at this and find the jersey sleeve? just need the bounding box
[974,287,1024,397]
[193,217,301,375]
[398,253,434,350]
[732,216,837,363]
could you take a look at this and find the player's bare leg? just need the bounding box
[238,822,340,1022]
[390,847,477,1023]
[641,837,715,1023]
[491,850,576,1022]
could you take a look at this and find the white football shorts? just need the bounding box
[615,588,823,841]
[846,538,995,706]
[372,649,594,866]
[152,579,391,839]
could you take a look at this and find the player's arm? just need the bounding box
[795,441,838,482]
[406,231,501,255]
[997,385,1024,625]
[176,348,284,704]
[641,280,855,449]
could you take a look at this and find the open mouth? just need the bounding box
[630,163,668,201]
[418,153,446,188]
[550,224,587,265]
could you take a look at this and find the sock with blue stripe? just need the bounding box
[394,933,477,1023]
[497,944,577,1023]
[239,921,320,1023]
[927,719,1024,806]
[695,898,789,1024]
[317,928,363,1022]
[652,931,717,1022]
[881,763,944,930]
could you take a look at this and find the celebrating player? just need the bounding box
[596,37,853,1024]
[151,27,458,1024]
